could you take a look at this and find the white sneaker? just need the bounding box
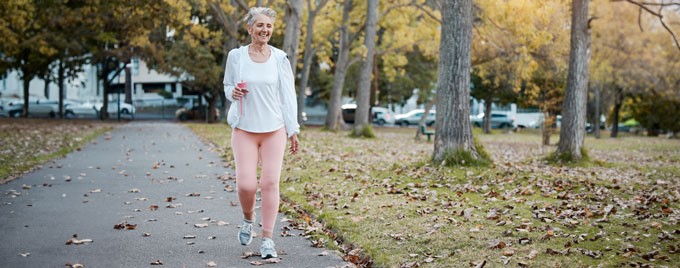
[260,238,278,259]
[238,220,253,246]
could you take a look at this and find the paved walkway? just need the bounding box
[0,122,349,268]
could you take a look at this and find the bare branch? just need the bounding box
[208,1,239,39]
[414,4,441,24]
[615,0,680,50]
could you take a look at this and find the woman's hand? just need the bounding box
[289,134,299,155]
[232,86,248,100]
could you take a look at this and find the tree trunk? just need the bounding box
[432,0,481,163]
[297,0,328,124]
[44,76,50,99]
[325,0,353,131]
[99,60,111,120]
[483,97,492,134]
[542,112,554,146]
[125,61,132,104]
[593,83,601,138]
[610,87,623,138]
[58,59,66,118]
[282,0,303,76]
[556,0,591,161]
[206,92,217,123]
[353,0,378,136]
[22,69,31,118]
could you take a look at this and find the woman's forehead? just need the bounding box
[253,14,274,25]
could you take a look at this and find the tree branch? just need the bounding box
[616,0,680,50]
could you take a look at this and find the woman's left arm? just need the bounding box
[278,54,300,139]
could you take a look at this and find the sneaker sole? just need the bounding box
[239,232,253,246]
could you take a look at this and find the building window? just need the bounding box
[143,83,166,94]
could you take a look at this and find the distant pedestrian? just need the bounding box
[222,7,300,259]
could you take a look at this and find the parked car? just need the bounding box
[94,101,136,115]
[341,104,396,125]
[371,106,395,125]
[175,105,220,121]
[0,97,24,117]
[0,97,60,117]
[395,109,436,126]
[63,99,98,118]
[470,112,515,129]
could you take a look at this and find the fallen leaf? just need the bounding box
[526,249,538,259]
[66,238,93,245]
[207,261,217,267]
[150,260,163,265]
[488,239,506,249]
[194,223,209,228]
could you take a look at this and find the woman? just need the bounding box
[223,7,300,259]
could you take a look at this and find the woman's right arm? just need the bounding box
[223,49,239,102]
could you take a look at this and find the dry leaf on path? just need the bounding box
[207,261,217,267]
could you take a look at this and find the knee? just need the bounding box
[237,180,257,195]
[259,178,279,193]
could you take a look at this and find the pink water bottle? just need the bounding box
[237,81,247,116]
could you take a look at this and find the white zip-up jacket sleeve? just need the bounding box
[223,48,240,103]
[274,49,300,138]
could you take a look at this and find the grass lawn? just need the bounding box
[0,118,114,184]
[181,124,680,267]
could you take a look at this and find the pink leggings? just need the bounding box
[231,127,287,237]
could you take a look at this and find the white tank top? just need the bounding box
[237,53,285,133]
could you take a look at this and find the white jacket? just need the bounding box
[223,45,300,138]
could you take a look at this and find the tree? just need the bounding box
[297,0,329,124]
[554,0,591,162]
[432,0,487,165]
[352,0,378,137]
[0,1,55,117]
[325,0,356,131]
[78,1,174,120]
[282,0,303,75]
[45,1,89,118]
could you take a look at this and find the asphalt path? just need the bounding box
[0,121,348,268]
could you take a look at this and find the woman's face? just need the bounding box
[248,14,274,45]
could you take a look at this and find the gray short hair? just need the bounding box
[243,7,276,26]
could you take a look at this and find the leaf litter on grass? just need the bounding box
[188,125,680,267]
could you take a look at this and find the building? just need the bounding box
[0,58,184,106]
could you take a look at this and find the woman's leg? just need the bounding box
[258,128,287,238]
[231,128,260,221]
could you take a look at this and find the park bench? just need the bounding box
[420,125,435,142]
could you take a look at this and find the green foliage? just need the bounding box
[547,147,590,165]
[157,90,174,99]
[379,46,439,106]
[349,124,376,139]
[628,94,680,135]
[435,138,491,167]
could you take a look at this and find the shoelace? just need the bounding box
[241,222,252,233]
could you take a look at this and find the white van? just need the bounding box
[341,104,395,125]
